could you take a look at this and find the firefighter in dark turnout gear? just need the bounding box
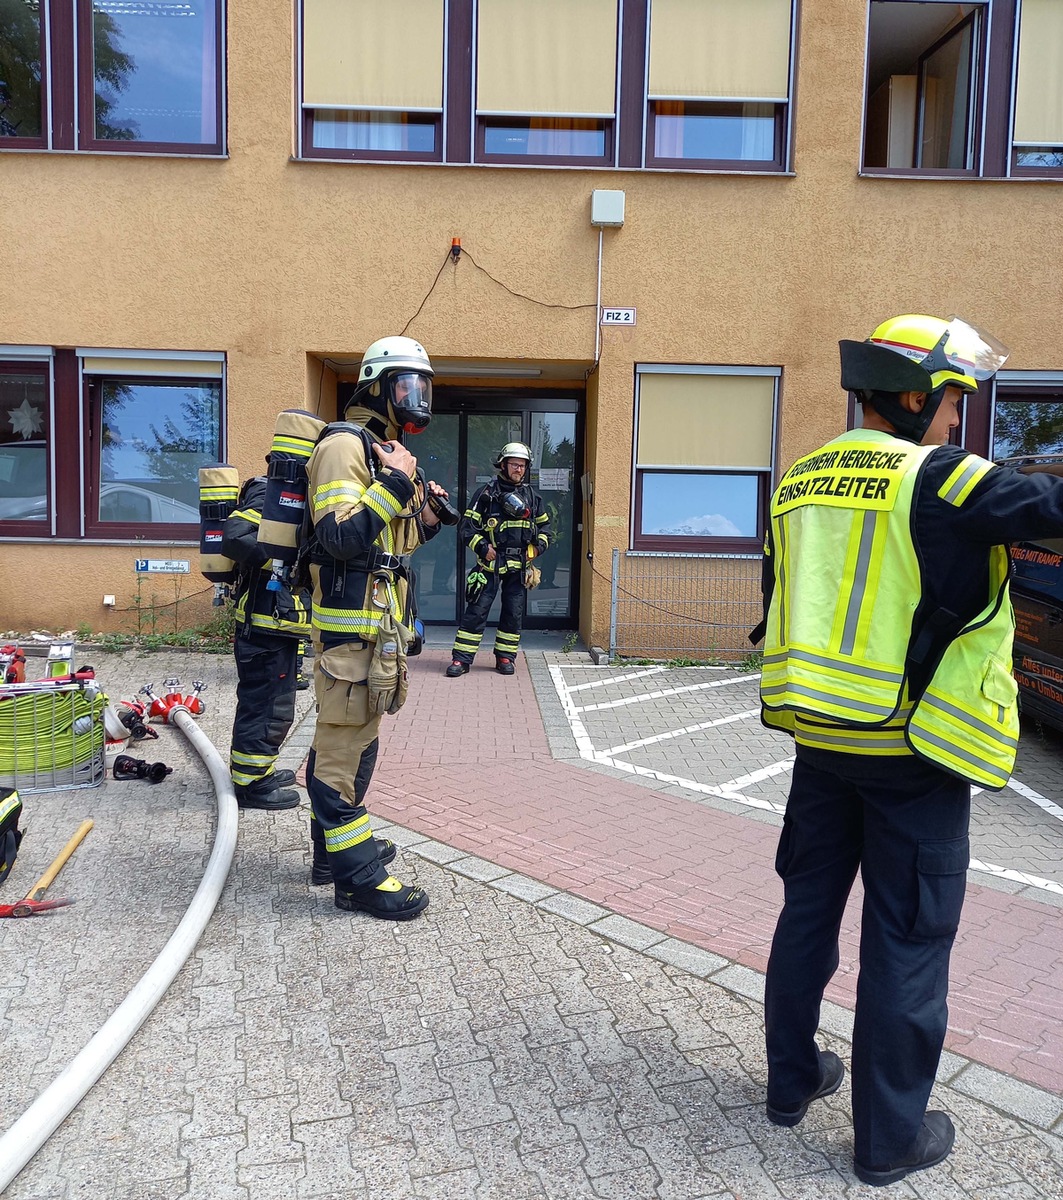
[758,314,1063,1187]
[306,335,448,921]
[222,468,312,810]
[446,442,551,677]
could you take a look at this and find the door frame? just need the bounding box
[434,385,583,631]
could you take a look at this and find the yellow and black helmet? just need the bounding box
[840,314,1009,441]
[841,314,1008,396]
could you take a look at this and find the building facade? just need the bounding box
[2,1,1062,654]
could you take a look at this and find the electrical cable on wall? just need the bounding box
[400,244,597,337]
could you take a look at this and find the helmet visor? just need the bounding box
[389,372,433,429]
[943,318,1010,381]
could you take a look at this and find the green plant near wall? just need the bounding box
[739,650,764,673]
[99,566,238,652]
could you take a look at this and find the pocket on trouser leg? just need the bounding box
[316,645,371,727]
[909,836,970,939]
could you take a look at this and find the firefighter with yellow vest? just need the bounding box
[222,465,312,809]
[757,314,1063,1186]
[305,335,448,921]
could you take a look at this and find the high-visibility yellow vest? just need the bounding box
[761,430,1018,789]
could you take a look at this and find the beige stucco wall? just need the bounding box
[3,0,1062,642]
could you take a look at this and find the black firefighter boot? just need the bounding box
[334,875,429,921]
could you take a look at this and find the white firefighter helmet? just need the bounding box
[494,441,532,469]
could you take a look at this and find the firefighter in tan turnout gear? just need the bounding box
[305,336,449,921]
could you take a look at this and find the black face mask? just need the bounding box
[387,372,433,435]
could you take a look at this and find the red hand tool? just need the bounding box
[0,818,93,918]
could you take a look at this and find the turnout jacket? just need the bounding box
[462,476,551,575]
[760,428,1063,788]
[307,410,438,649]
[222,476,311,639]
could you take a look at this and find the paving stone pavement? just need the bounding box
[1,643,1062,1198]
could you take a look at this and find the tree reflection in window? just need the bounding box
[99,379,220,520]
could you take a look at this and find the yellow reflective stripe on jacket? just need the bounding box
[232,506,261,525]
[0,791,20,823]
[313,480,365,513]
[795,714,912,756]
[234,580,310,635]
[907,545,1018,789]
[312,605,386,638]
[938,454,995,506]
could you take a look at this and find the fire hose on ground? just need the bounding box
[0,703,237,1191]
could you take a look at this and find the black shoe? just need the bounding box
[295,673,310,691]
[766,1050,845,1127]
[854,1112,955,1187]
[235,786,300,811]
[495,656,515,676]
[445,660,469,677]
[268,769,297,788]
[334,878,429,921]
[310,838,396,886]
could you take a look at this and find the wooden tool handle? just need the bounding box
[27,819,94,902]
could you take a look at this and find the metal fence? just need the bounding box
[609,549,764,662]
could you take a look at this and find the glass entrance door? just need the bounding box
[412,394,579,628]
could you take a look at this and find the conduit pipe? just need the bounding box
[0,707,238,1191]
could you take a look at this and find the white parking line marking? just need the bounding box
[1004,777,1063,826]
[567,666,667,693]
[550,666,1063,897]
[603,709,761,756]
[969,858,1063,896]
[575,674,760,713]
[723,759,797,791]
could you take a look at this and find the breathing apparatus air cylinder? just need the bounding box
[256,409,328,592]
[198,464,242,605]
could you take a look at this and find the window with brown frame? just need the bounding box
[992,382,1063,462]
[0,348,224,542]
[633,367,778,554]
[0,360,51,531]
[863,0,1063,178]
[0,0,225,155]
[299,0,797,172]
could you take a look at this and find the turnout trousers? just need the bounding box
[229,631,298,795]
[451,569,526,664]
[763,745,970,1167]
[306,641,389,891]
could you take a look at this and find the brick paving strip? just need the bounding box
[375,650,1063,1101]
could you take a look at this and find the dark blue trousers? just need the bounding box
[764,745,970,1167]
[229,631,298,795]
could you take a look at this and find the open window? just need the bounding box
[864,2,983,172]
[864,0,1063,178]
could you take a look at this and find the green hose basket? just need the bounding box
[0,686,106,793]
